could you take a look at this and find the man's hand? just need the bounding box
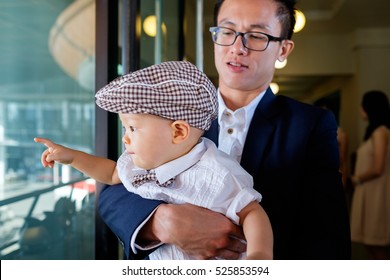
[139,203,246,259]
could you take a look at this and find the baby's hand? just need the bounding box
[34,137,75,168]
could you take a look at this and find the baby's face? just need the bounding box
[119,113,174,170]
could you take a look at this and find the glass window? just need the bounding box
[0,0,95,259]
[139,0,182,67]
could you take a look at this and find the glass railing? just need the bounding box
[0,178,95,260]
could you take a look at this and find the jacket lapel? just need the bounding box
[205,88,279,176]
[204,120,219,146]
[240,88,278,176]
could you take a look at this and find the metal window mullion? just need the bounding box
[155,0,163,64]
[196,0,204,71]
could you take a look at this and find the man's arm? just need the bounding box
[98,183,163,259]
[98,183,246,259]
[300,110,351,259]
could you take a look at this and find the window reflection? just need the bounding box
[0,0,95,259]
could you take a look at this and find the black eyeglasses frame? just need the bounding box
[209,26,286,52]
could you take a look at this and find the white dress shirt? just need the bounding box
[218,89,266,162]
[117,138,261,260]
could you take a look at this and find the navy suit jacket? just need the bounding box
[99,88,351,260]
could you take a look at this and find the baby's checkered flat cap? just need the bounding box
[95,61,217,130]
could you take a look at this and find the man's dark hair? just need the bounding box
[213,0,297,40]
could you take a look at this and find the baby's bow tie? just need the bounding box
[131,170,174,188]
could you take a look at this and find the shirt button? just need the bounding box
[227,128,234,134]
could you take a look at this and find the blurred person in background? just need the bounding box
[350,90,390,260]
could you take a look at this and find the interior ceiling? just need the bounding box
[274,0,390,100]
[298,0,390,35]
[1,0,390,101]
[204,0,390,101]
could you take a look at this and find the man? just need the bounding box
[99,0,351,260]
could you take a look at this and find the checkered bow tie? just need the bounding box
[131,170,174,188]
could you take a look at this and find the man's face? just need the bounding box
[214,0,293,95]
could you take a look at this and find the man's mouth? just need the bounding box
[227,61,248,70]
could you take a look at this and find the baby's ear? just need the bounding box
[171,120,190,143]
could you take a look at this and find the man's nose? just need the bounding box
[231,34,248,55]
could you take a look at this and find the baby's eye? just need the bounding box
[129,126,136,132]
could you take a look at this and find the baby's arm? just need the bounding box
[237,201,273,260]
[34,137,120,185]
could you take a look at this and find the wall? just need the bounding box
[288,28,390,175]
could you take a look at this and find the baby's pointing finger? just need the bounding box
[34,137,54,148]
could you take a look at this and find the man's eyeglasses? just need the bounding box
[209,26,285,52]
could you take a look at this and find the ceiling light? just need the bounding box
[275,59,287,69]
[270,82,279,94]
[143,15,157,37]
[294,9,306,33]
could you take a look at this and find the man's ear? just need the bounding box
[171,120,190,144]
[277,39,294,62]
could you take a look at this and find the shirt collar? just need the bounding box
[152,138,207,184]
[217,88,266,125]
